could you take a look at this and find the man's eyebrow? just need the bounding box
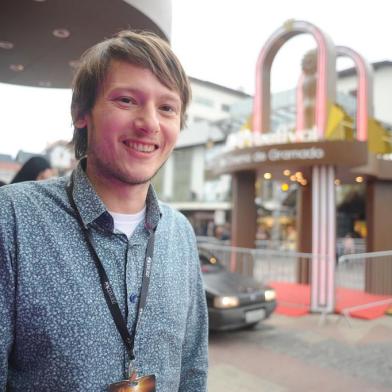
[108,87,181,104]
[107,86,139,94]
[159,93,181,105]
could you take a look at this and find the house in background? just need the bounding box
[337,60,392,126]
[45,140,76,176]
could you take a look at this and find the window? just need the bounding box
[221,103,230,112]
[172,149,192,201]
[193,96,214,107]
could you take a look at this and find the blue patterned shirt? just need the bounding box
[0,161,208,391]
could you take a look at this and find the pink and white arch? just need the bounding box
[296,45,373,141]
[335,46,374,141]
[252,20,336,139]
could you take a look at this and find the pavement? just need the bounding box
[208,313,392,392]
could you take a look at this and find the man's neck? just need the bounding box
[86,166,148,214]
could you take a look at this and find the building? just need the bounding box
[337,60,392,126]
[206,20,392,302]
[45,140,76,176]
[187,77,249,124]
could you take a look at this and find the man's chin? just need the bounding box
[114,171,155,186]
[92,159,161,187]
[116,175,151,186]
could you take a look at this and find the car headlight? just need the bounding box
[264,289,276,301]
[213,296,240,308]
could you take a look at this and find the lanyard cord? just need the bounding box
[66,174,154,360]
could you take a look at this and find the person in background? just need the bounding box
[0,30,208,391]
[343,232,355,255]
[11,156,54,183]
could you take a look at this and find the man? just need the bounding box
[0,31,208,391]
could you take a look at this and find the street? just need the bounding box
[208,313,392,392]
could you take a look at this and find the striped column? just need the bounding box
[311,165,336,313]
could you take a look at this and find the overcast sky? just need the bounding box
[1,0,391,157]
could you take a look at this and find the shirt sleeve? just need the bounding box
[178,235,209,392]
[0,192,16,389]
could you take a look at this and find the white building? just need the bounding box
[337,60,392,126]
[45,140,76,176]
[187,77,249,124]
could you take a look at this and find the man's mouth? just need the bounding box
[123,140,158,153]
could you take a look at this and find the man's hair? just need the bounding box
[70,30,191,159]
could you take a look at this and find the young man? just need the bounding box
[0,31,208,391]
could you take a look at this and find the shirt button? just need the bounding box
[129,293,138,304]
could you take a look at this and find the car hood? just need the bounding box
[202,269,266,296]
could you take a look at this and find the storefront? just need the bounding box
[208,20,392,308]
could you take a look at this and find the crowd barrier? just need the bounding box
[198,239,310,282]
[197,240,313,311]
[197,238,392,322]
[337,250,392,324]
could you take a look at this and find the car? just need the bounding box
[198,245,276,331]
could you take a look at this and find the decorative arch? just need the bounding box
[252,20,336,139]
[296,46,373,142]
[335,46,374,141]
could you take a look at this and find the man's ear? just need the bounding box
[74,115,88,129]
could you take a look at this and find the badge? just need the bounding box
[108,361,156,391]
[108,374,156,391]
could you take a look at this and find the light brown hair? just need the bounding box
[71,30,191,159]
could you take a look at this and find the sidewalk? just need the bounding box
[208,313,392,391]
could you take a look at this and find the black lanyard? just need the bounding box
[66,174,154,360]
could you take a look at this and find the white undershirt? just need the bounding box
[109,206,146,238]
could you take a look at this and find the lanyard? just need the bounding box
[66,174,154,361]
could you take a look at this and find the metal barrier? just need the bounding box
[198,240,392,320]
[255,239,296,251]
[336,250,392,290]
[336,237,366,258]
[335,252,366,290]
[197,241,315,311]
[336,250,392,324]
[198,241,313,282]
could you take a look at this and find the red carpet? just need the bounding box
[269,281,392,320]
[269,282,310,317]
[335,287,392,319]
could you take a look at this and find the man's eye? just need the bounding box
[160,105,176,113]
[118,97,135,105]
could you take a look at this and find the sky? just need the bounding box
[1,0,391,157]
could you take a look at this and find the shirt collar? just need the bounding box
[69,159,161,232]
[145,185,161,232]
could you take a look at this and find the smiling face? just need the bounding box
[75,61,181,190]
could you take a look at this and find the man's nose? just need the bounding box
[133,103,159,134]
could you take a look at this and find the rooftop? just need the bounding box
[338,60,392,78]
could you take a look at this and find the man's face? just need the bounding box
[76,60,181,187]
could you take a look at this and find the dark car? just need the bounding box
[199,246,276,331]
